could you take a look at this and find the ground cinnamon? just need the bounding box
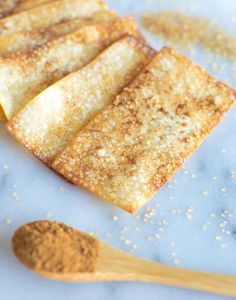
[12,221,99,273]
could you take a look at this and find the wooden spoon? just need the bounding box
[12,220,236,297]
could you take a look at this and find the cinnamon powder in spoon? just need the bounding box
[12,221,99,273]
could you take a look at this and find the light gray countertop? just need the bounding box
[0,0,236,299]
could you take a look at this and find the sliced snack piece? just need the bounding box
[0,0,58,18]
[0,10,117,56]
[52,47,236,213]
[0,0,19,19]
[0,17,141,119]
[7,36,154,163]
[0,106,5,121]
[13,0,58,14]
[0,0,106,36]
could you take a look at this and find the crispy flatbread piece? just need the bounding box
[52,47,236,213]
[0,10,117,55]
[0,106,5,120]
[13,0,58,14]
[7,36,154,163]
[0,0,58,19]
[0,0,106,36]
[0,0,19,18]
[0,17,141,119]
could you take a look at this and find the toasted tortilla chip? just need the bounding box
[0,10,117,55]
[0,106,5,120]
[52,47,236,213]
[0,0,19,19]
[0,17,141,119]
[7,36,154,163]
[13,0,58,14]
[0,0,106,36]
[0,0,58,19]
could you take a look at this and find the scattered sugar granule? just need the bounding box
[5,218,13,225]
[89,231,97,237]
[12,191,21,201]
[216,235,222,241]
[171,209,176,215]
[220,187,226,193]
[230,171,236,180]
[46,211,53,218]
[186,207,194,220]
[221,213,227,218]
[174,258,180,265]
[113,215,119,222]
[59,187,65,193]
[147,235,154,241]
[3,165,9,170]
[97,149,107,157]
[191,174,196,179]
[202,191,209,197]
[125,239,132,246]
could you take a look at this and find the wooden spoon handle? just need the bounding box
[133,265,236,297]
[99,245,236,297]
[118,258,236,297]
[35,261,236,298]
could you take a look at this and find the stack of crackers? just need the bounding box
[1,0,235,212]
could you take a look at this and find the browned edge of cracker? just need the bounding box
[6,34,154,168]
[52,47,236,213]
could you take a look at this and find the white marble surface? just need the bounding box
[1,0,236,299]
